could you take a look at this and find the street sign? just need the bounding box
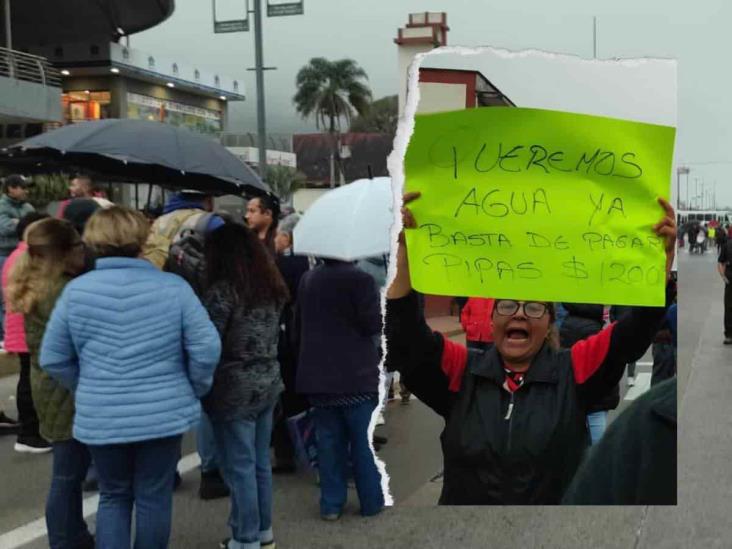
[267,0,304,16]
[214,19,249,32]
[213,0,250,33]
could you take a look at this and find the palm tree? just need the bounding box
[265,165,307,206]
[293,58,372,186]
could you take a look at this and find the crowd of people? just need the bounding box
[683,219,731,254]
[0,173,388,548]
[0,172,680,548]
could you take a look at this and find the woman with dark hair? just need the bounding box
[245,194,281,255]
[202,223,289,549]
[385,192,677,505]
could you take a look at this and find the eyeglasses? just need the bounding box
[494,300,549,319]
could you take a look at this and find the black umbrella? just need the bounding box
[0,119,270,197]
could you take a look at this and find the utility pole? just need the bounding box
[592,16,598,59]
[252,0,267,177]
[213,0,303,182]
[4,0,11,49]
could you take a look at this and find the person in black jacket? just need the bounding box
[385,192,677,505]
[271,214,311,473]
[562,378,676,505]
[559,303,620,445]
[296,259,384,519]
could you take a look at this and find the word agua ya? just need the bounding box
[452,187,627,228]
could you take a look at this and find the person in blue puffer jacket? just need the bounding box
[40,206,221,549]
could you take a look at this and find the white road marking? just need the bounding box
[624,372,652,401]
[0,453,201,549]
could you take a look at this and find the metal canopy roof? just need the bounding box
[2,1,174,47]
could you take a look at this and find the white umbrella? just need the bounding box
[293,177,395,261]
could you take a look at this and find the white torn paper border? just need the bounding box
[378,45,678,506]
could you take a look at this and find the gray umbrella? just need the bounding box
[0,119,270,197]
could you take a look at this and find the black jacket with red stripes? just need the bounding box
[385,290,670,505]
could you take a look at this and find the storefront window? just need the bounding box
[126,92,222,136]
[62,91,112,123]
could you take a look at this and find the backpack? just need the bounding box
[142,209,203,269]
[163,212,214,296]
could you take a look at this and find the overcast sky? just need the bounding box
[132,0,731,205]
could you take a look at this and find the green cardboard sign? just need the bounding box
[403,107,676,306]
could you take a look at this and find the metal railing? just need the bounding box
[219,132,293,152]
[0,47,61,87]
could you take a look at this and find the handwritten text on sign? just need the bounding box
[403,108,676,306]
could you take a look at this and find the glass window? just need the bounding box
[61,91,112,123]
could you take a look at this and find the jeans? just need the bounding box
[89,435,182,549]
[46,439,92,549]
[586,411,608,445]
[212,405,276,549]
[313,399,384,516]
[16,353,40,438]
[197,410,219,473]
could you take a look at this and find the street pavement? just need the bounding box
[0,249,723,548]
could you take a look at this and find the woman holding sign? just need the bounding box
[385,192,676,505]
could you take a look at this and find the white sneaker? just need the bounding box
[376,413,385,426]
[14,439,52,454]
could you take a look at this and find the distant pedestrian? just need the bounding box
[39,206,221,549]
[7,217,92,548]
[716,226,727,254]
[460,297,496,353]
[717,237,732,344]
[296,259,385,519]
[559,303,620,445]
[202,223,289,549]
[0,174,34,343]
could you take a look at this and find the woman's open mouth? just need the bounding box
[506,327,530,342]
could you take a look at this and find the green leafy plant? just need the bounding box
[265,165,307,205]
[350,95,398,136]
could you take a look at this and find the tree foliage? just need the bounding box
[349,95,398,136]
[265,165,307,204]
[293,57,372,132]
